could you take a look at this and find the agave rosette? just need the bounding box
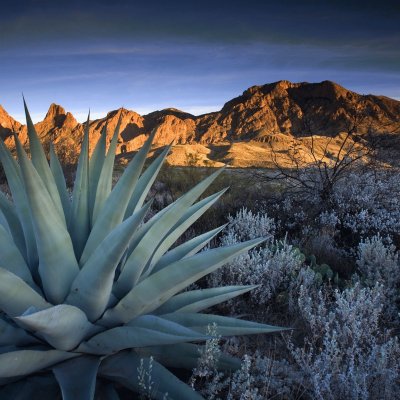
[0,102,283,399]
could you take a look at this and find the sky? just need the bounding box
[1,0,399,122]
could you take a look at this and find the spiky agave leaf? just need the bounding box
[0,101,287,400]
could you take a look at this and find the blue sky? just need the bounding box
[1,0,399,122]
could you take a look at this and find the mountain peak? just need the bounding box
[38,103,78,130]
[45,103,66,120]
[0,105,22,139]
[0,105,22,129]
[0,105,10,121]
[105,107,141,120]
[1,81,399,166]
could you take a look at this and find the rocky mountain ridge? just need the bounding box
[1,81,399,167]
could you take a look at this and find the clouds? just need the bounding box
[2,1,399,46]
[0,1,399,122]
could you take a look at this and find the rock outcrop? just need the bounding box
[1,81,399,167]
[0,105,22,140]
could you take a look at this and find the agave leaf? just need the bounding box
[0,224,36,288]
[0,345,19,354]
[79,325,208,355]
[137,343,241,371]
[99,351,204,400]
[80,129,156,265]
[0,374,60,400]
[49,142,71,221]
[92,114,122,223]
[124,145,171,218]
[0,317,41,346]
[161,313,287,336]
[140,188,228,281]
[0,139,37,268]
[15,136,79,303]
[15,305,96,351]
[0,209,9,231]
[0,194,27,260]
[95,381,120,400]
[153,285,258,314]
[0,349,78,378]
[127,314,210,337]
[68,113,90,260]
[66,203,151,321]
[89,123,107,226]
[152,224,226,274]
[53,356,101,400]
[23,99,65,222]
[102,238,265,326]
[0,268,50,317]
[114,168,225,297]
[122,202,173,261]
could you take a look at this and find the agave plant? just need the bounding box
[0,101,283,399]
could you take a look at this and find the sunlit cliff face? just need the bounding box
[1,79,399,168]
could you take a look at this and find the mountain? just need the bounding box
[1,81,399,167]
[0,105,22,139]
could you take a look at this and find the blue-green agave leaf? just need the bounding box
[152,225,226,274]
[0,209,9,231]
[140,188,228,280]
[124,145,171,218]
[49,142,71,221]
[15,305,96,351]
[153,285,258,314]
[79,325,208,355]
[0,139,37,268]
[0,375,60,400]
[69,113,90,260]
[15,136,79,303]
[161,313,287,336]
[122,203,172,261]
[127,315,210,338]
[0,224,36,288]
[80,129,156,265]
[95,381,120,400]
[0,212,11,245]
[102,238,265,326]
[99,351,204,400]
[92,114,122,223]
[53,356,101,400]
[0,317,40,346]
[114,168,225,297]
[23,99,65,222]
[0,268,50,317]
[0,349,78,378]
[88,123,107,226]
[66,203,151,321]
[0,193,26,256]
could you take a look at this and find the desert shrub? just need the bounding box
[192,206,400,400]
[304,230,350,277]
[190,324,227,399]
[331,171,400,243]
[191,344,304,400]
[222,208,276,242]
[290,278,400,400]
[356,235,400,320]
[208,208,304,309]
[265,169,400,276]
[202,350,304,400]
